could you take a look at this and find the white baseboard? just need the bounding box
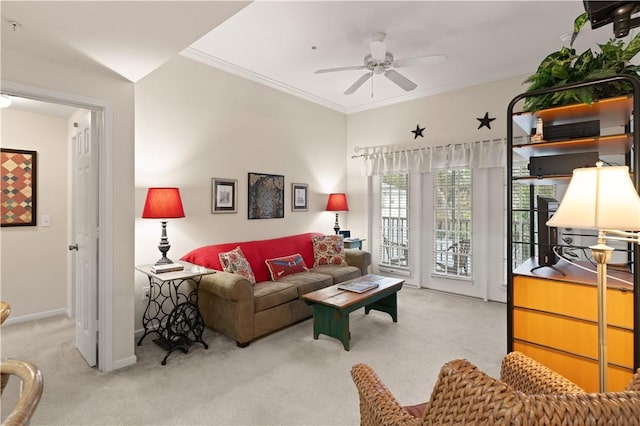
[111,355,137,370]
[134,328,145,341]
[3,308,69,326]
[134,325,158,341]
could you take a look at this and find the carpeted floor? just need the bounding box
[1,286,506,425]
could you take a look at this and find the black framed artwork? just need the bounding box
[248,172,284,219]
[212,178,237,214]
[1,148,37,227]
[291,183,308,212]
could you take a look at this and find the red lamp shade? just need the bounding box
[142,188,185,219]
[326,193,349,212]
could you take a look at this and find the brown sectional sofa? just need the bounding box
[181,232,371,346]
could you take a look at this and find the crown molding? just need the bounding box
[181,47,348,114]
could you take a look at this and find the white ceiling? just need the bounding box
[184,1,621,113]
[0,1,630,115]
[1,1,251,82]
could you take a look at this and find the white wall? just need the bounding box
[0,43,534,360]
[0,109,68,318]
[2,48,136,370]
[134,56,347,329]
[346,75,530,301]
[346,74,527,234]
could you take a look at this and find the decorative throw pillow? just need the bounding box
[218,246,256,285]
[265,254,308,281]
[312,235,347,267]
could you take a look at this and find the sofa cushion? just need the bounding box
[253,280,299,312]
[218,246,256,285]
[278,271,334,296]
[310,265,361,284]
[265,254,308,281]
[312,234,347,267]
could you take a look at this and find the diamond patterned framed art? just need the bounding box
[1,148,37,227]
[248,172,284,219]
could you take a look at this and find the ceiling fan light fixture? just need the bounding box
[344,72,372,95]
[314,32,444,96]
[369,40,386,61]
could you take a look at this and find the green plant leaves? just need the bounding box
[622,32,640,61]
[523,13,640,112]
[571,13,589,47]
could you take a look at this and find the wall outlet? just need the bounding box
[142,286,150,301]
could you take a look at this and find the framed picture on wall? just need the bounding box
[212,178,237,214]
[292,183,308,212]
[248,172,284,219]
[1,148,37,227]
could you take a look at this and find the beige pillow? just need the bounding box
[312,235,347,267]
[218,246,256,285]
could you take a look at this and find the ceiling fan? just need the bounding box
[315,32,447,96]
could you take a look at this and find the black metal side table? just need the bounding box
[135,261,214,365]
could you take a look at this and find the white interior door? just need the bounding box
[70,111,99,367]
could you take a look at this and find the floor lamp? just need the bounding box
[546,162,640,392]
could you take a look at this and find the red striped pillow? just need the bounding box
[265,254,308,281]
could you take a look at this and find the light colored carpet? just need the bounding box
[1,286,506,425]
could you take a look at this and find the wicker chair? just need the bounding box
[351,351,640,425]
[1,359,43,426]
[0,301,10,326]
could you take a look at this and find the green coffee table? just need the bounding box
[301,274,404,350]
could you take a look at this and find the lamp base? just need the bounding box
[333,213,340,235]
[592,239,613,393]
[155,255,174,266]
[155,220,174,265]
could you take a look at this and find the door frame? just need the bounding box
[2,80,115,372]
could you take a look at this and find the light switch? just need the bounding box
[41,215,51,227]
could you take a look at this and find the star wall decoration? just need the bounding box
[411,124,425,139]
[477,112,496,129]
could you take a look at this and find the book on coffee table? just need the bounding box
[338,281,379,293]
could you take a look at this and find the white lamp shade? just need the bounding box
[547,165,640,231]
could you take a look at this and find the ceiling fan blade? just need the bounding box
[384,70,417,92]
[369,40,387,61]
[344,72,372,95]
[315,65,366,74]
[394,54,447,68]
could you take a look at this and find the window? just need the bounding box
[379,173,409,269]
[433,169,471,277]
[511,164,555,268]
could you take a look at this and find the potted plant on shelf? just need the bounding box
[522,13,640,113]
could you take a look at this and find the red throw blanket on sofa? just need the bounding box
[181,232,323,283]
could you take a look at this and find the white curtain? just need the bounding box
[356,138,511,175]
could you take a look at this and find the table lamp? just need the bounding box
[142,187,185,265]
[326,193,349,234]
[546,162,640,391]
